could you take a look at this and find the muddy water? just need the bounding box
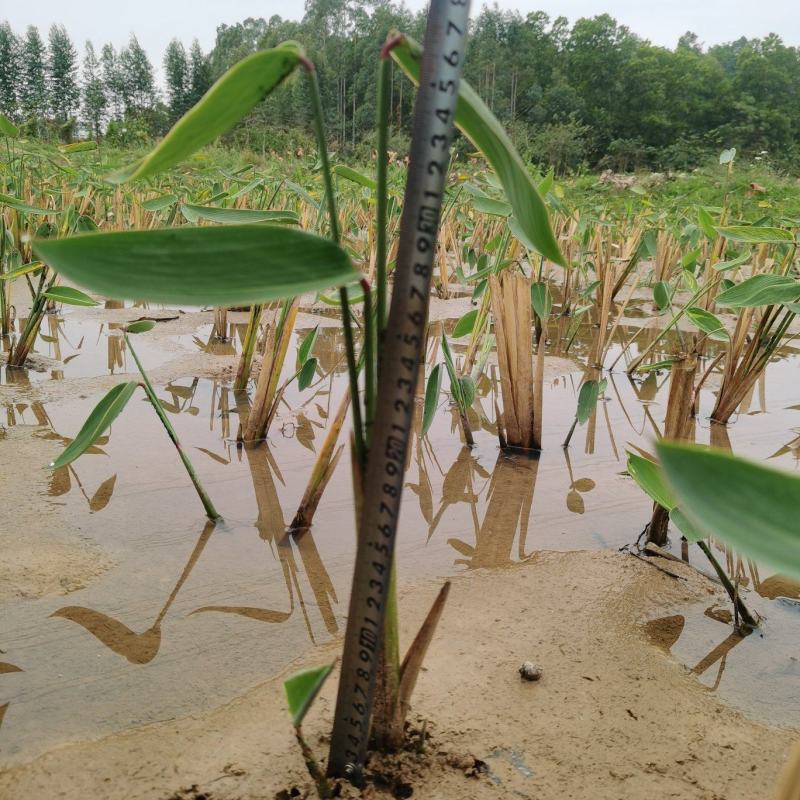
[1,302,799,763]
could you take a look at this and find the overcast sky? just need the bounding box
[3,0,796,68]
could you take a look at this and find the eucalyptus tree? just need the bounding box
[48,24,80,133]
[119,35,156,114]
[0,22,19,120]
[187,40,212,108]
[100,44,124,120]
[164,39,190,122]
[20,26,48,127]
[82,41,107,138]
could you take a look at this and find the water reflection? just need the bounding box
[0,663,24,732]
[51,520,218,664]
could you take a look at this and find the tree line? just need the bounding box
[0,22,211,145]
[2,2,800,172]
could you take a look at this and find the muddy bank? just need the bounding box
[1,550,794,800]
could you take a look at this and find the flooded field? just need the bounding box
[2,295,799,769]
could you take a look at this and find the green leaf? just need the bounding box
[60,141,98,153]
[298,325,319,364]
[50,382,139,469]
[507,216,536,251]
[458,375,476,408]
[422,363,442,436]
[297,357,317,391]
[0,113,19,138]
[180,204,299,225]
[33,226,356,308]
[716,225,794,244]
[142,194,179,212]
[638,359,674,373]
[697,207,718,240]
[284,663,334,728]
[669,508,703,543]
[0,261,44,281]
[452,309,478,338]
[126,320,156,334]
[538,170,554,196]
[391,35,564,266]
[685,306,728,341]
[716,274,800,308]
[657,442,800,580]
[531,282,552,322]
[441,332,463,408]
[472,195,512,217]
[626,451,675,511]
[576,379,601,425]
[0,193,52,215]
[44,286,100,307]
[110,42,304,183]
[653,281,671,310]
[712,251,750,272]
[333,164,376,191]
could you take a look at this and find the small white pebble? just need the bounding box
[519,661,542,682]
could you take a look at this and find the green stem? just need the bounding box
[126,333,221,521]
[362,279,376,447]
[234,303,263,393]
[376,53,392,332]
[697,540,757,629]
[304,58,365,472]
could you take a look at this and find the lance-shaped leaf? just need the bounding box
[0,261,44,281]
[391,35,564,266]
[657,442,800,580]
[33,225,356,307]
[110,42,304,183]
[531,281,552,322]
[126,320,156,334]
[180,204,299,225]
[452,308,478,338]
[0,113,19,138]
[716,274,800,308]
[576,379,605,425]
[0,193,52,215]
[50,382,139,469]
[472,195,512,217]
[653,281,671,310]
[685,306,728,341]
[284,663,334,728]
[297,357,318,391]
[298,325,319,364]
[422,363,442,436]
[141,194,178,212]
[716,225,794,244]
[712,251,750,272]
[627,451,676,511]
[44,286,100,307]
[333,164,376,191]
[60,141,98,153]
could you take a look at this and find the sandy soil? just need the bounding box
[1,550,795,800]
[0,427,111,602]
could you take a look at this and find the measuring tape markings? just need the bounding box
[327,0,472,782]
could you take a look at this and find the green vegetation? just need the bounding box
[4,5,800,171]
[3,9,800,792]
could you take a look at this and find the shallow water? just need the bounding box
[1,302,799,762]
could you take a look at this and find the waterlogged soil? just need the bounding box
[1,293,799,797]
[0,553,795,800]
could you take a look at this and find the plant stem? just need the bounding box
[376,52,392,332]
[697,540,757,629]
[126,334,220,521]
[304,59,365,472]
